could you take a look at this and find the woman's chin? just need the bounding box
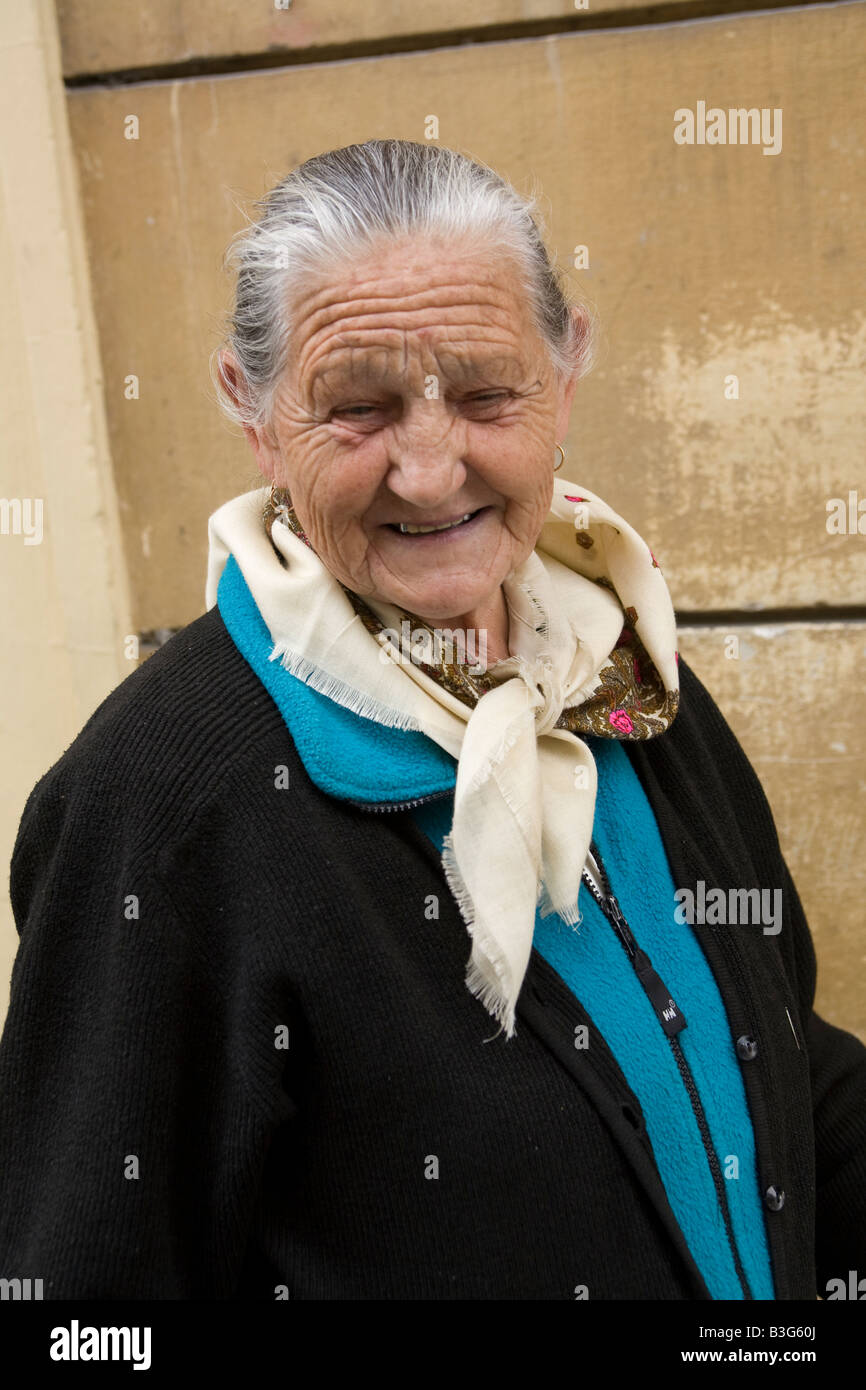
[371,507,506,618]
[381,583,494,628]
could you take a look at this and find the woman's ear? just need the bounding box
[555,368,580,444]
[218,349,281,482]
[554,305,592,439]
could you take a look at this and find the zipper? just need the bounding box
[349,788,454,814]
[582,839,754,1301]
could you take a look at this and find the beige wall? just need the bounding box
[1,1,864,1039]
[0,0,133,1022]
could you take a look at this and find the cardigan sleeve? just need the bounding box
[0,753,294,1299]
[780,858,866,1285]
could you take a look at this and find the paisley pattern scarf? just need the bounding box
[206,477,680,1038]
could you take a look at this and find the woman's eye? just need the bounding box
[463,391,509,409]
[330,393,509,423]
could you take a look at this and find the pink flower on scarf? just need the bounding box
[609,709,634,734]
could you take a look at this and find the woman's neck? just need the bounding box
[412,585,511,669]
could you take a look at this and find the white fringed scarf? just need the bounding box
[205,477,680,1038]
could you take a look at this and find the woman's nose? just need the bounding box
[384,430,468,510]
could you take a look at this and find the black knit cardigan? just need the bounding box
[1,605,864,1299]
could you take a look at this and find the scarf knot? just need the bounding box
[523,655,562,737]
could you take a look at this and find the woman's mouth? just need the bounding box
[387,508,486,538]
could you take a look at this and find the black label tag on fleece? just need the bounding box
[633,948,687,1036]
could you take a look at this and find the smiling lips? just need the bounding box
[392,508,483,535]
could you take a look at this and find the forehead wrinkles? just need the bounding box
[289,264,531,389]
[296,309,524,389]
[295,258,525,327]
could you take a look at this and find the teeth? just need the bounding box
[399,512,474,535]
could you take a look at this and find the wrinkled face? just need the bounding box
[244,235,579,623]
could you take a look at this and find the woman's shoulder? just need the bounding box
[661,653,750,767]
[15,606,295,852]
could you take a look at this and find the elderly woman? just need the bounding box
[0,139,864,1302]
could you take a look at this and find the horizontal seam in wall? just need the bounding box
[138,607,866,654]
[677,607,866,627]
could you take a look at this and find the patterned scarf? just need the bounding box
[206,478,679,1037]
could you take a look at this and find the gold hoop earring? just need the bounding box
[554,443,566,471]
[267,482,292,526]
[269,481,291,509]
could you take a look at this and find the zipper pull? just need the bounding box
[585,839,688,1039]
[633,948,687,1037]
[602,895,637,961]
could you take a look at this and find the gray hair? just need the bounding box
[211,139,597,430]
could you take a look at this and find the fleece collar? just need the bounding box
[216,553,457,804]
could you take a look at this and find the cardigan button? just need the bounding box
[764,1185,785,1212]
[736,1035,759,1061]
